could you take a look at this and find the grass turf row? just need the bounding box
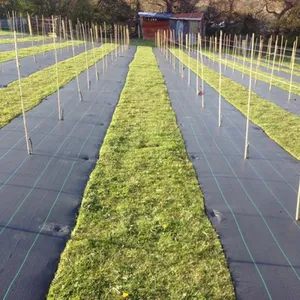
[0,35,51,44]
[0,40,83,63]
[197,50,300,96]
[0,43,117,128]
[172,49,300,160]
[47,46,235,299]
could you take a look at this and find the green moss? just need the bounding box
[173,49,300,160]
[0,43,117,128]
[47,46,235,300]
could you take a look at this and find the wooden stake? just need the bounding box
[281,39,288,67]
[91,28,99,81]
[242,40,246,79]
[82,24,91,89]
[288,38,298,102]
[14,31,33,155]
[269,35,278,91]
[27,14,36,63]
[188,33,191,86]
[69,20,82,101]
[200,34,205,109]
[52,16,63,120]
[196,33,199,95]
[244,33,255,160]
[218,31,223,128]
[100,26,105,74]
[296,179,300,221]
[255,39,264,85]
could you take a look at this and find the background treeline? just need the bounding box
[0,0,300,40]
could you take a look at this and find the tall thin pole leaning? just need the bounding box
[296,178,300,221]
[288,38,298,102]
[200,33,205,109]
[27,14,36,63]
[91,28,99,81]
[14,31,33,155]
[52,16,63,120]
[269,35,278,91]
[69,20,83,101]
[218,31,223,128]
[82,24,91,89]
[244,33,255,160]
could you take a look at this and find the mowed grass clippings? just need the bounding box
[48,46,235,300]
[172,49,300,160]
[0,43,117,128]
[0,40,83,63]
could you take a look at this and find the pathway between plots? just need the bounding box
[0,46,136,300]
[0,42,97,87]
[155,48,300,300]
[187,50,300,116]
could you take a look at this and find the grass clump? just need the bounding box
[0,43,117,128]
[173,49,300,160]
[47,46,235,300]
[0,40,83,63]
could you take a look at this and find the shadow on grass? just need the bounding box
[130,39,155,47]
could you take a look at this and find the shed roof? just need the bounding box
[171,12,204,20]
[138,12,172,20]
[138,12,203,21]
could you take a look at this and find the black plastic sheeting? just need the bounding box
[155,48,300,300]
[188,50,300,116]
[0,42,99,87]
[0,46,136,300]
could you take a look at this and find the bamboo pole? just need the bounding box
[200,33,205,109]
[288,38,298,102]
[91,28,99,81]
[27,14,36,63]
[296,179,300,221]
[35,15,39,36]
[255,39,264,85]
[242,40,246,79]
[69,20,82,101]
[269,35,278,91]
[82,24,91,89]
[188,33,191,86]
[278,35,284,72]
[244,33,255,160]
[52,16,63,120]
[196,33,199,95]
[267,36,272,69]
[14,31,33,155]
[281,39,288,67]
[232,35,237,74]
[42,15,46,55]
[104,22,108,70]
[218,31,223,128]
[100,26,105,74]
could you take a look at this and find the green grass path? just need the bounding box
[48,46,235,299]
[172,49,300,160]
[0,35,51,44]
[0,43,116,128]
[0,40,83,63]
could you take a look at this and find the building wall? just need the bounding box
[141,19,169,40]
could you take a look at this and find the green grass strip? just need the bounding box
[0,35,51,44]
[0,31,12,36]
[47,46,235,300]
[0,40,83,63]
[198,50,300,96]
[173,49,300,160]
[0,43,117,128]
